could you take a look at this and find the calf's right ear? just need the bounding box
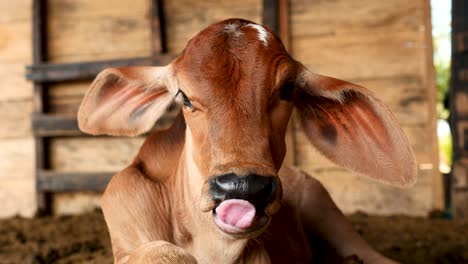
[78,65,179,136]
[294,69,417,187]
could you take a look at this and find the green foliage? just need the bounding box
[438,130,452,167]
[433,32,452,167]
[433,36,451,119]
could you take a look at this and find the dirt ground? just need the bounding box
[0,210,467,264]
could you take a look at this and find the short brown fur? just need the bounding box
[78,19,415,263]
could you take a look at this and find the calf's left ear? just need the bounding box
[78,65,178,136]
[294,69,417,187]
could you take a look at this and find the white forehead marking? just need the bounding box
[246,23,269,46]
[224,23,244,37]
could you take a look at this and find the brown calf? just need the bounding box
[78,19,416,263]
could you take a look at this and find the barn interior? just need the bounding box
[0,0,467,263]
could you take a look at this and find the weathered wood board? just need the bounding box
[0,21,31,63]
[0,100,33,139]
[0,0,36,217]
[50,137,144,172]
[164,0,262,52]
[290,0,424,35]
[290,0,439,214]
[0,64,33,101]
[0,138,36,218]
[0,1,31,23]
[46,0,152,62]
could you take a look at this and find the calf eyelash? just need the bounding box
[176,90,193,109]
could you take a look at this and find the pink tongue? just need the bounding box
[215,199,256,230]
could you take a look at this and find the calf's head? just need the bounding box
[78,19,417,237]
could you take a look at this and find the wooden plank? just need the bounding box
[32,114,82,137]
[455,187,468,192]
[458,68,468,82]
[0,64,32,101]
[262,0,279,33]
[453,161,468,188]
[0,138,35,181]
[0,0,31,23]
[454,89,468,116]
[48,81,90,114]
[456,122,468,155]
[47,0,152,63]
[0,100,33,139]
[53,193,101,215]
[303,165,433,216]
[32,0,51,214]
[47,0,150,19]
[454,32,468,53]
[151,0,167,55]
[32,112,177,137]
[290,0,424,37]
[293,30,425,80]
[37,170,114,192]
[453,0,468,32]
[0,179,36,218]
[0,21,31,63]
[452,54,468,84]
[164,0,261,53]
[26,56,176,82]
[50,137,144,172]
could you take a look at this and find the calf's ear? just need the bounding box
[294,69,417,187]
[78,65,178,136]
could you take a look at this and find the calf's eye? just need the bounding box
[177,90,193,109]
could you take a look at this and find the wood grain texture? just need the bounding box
[50,137,144,172]
[0,178,36,218]
[290,0,424,36]
[0,64,33,101]
[37,170,114,191]
[0,0,31,24]
[0,100,33,139]
[301,166,432,216]
[26,57,174,82]
[46,0,152,62]
[0,138,35,181]
[293,31,425,80]
[0,0,35,218]
[164,0,261,53]
[0,22,31,63]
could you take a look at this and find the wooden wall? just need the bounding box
[451,0,468,218]
[290,0,440,215]
[0,0,439,217]
[0,0,36,218]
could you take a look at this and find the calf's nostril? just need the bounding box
[209,173,278,210]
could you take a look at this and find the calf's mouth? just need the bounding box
[212,198,271,235]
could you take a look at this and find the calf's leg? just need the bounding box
[101,167,196,264]
[286,168,398,264]
[125,241,196,264]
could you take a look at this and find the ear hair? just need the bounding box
[78,65,180,136]
[295,68,417,187]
